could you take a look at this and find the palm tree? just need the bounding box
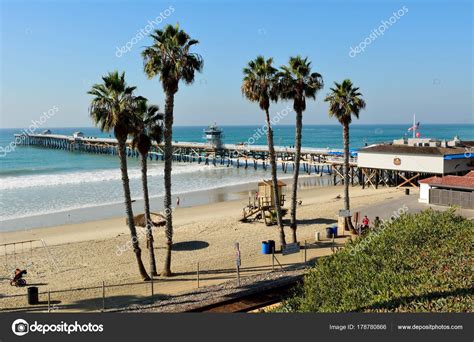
[131,99,164,276]
[88,71,150,281]
[279,56,323,243]
[324,79,366,231]
[242,56,286,247]
[142,24,203,276]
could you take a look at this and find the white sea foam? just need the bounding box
[0,163,220,190]
[0,171,271,222]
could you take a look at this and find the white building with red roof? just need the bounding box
[418,171,474,209]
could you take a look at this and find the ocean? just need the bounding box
[0,124,472,228]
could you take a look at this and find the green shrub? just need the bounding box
[279,209,473,312]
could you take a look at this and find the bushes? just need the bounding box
[279,209,473,312]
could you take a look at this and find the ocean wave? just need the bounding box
[0,164,220,190]
[0,172,265,221]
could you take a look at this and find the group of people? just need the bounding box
[358,215,381,233]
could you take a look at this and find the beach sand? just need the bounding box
[0,184,409,310]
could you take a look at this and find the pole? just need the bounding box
[236,264,240,287]
[413,113,416,139]
[272,247,275,272]
[151,277,154,297]
[197,262,200,288]
[304,240,307,265]
[48,290,51,313]
[102,281,105,311]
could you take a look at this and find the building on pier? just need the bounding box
[357,137,474,187]
[203,123,223,149]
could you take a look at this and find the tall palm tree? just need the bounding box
[142,24,203,276]
[242,56,286,247]
[88,71,150,281]
[279,56,323,243]
[324,79,366,231]
[131,99,164,276]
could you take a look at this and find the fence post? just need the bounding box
[48,290,51,313]
[304,240,307,265]
[102,281,105,311]
[197,262,200,288]
[236,264,240,287]
[272,247,275,272]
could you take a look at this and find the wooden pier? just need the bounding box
[14,132,428,188]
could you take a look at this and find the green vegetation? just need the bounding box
[279,209,473,312]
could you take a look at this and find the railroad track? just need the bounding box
[185,277,302,313]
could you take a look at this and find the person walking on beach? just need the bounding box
[176,196,180,207]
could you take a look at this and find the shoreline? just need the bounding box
[0,183,404,249]
[0,173,331,232]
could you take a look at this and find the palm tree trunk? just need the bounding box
[290,109,302,243]
[118,139,150,281]
[141,152,158,276]
[342,122,354,230]
[162,92,174,277]
[265,109,286,247]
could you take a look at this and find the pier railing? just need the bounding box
[15,132,423,189]
[14,133,358,178]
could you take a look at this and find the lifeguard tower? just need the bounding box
[241,179,287,225]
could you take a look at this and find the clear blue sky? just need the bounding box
[1,0,472,128]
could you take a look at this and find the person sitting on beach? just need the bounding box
[10,268,27,287]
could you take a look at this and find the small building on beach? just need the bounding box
[418,171,474,209]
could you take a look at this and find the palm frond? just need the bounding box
[324,79,366,124]
[142,23,203,94]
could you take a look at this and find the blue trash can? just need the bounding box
[261,241,270,254]
[326,227,333,239]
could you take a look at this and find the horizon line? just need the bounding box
[2,122,473,130]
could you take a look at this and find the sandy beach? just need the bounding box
[0,183,409,311]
